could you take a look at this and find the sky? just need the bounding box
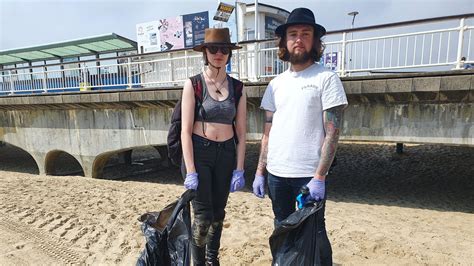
[0,0,473,51]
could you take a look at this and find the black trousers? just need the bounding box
[182,134,236,265]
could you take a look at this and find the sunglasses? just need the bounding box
[206,46,230,55]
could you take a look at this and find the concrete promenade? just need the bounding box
[0,70,472,178]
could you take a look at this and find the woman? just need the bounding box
[181,28,247,266]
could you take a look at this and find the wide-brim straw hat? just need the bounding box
[275,7,326,37]
[193,28,242,52]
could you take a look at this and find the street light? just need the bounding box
[347,11,359,66]
[255,0,259,40]
[348,11,359,28]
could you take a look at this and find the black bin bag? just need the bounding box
[269,200,325,266]
[137,190,195,266]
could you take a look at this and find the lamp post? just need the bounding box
[348,11,359,29]
[255,0,259,40]
[347,11,359,67]
[253,0,259,80]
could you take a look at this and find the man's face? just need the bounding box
[285,24,314,65]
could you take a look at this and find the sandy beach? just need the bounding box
[0,142,472,265]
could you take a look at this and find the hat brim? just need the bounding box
[275,22,326,37]
[193,42,242,52]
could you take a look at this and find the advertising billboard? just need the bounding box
[182,11,209,48]
[213,2,235,22]
[265,16,284,39]
[136,21,161,54]
[158,16,185,51]
[324,52,338,71]
[210,9,237,43]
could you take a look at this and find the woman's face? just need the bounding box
[205,46,230,67]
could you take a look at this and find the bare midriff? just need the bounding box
[193,122,234,141]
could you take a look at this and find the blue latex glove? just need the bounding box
[230,170,245,192]
[252,174,265,198]
[306,178,325,201]
[184,172,199,190]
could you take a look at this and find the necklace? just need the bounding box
[204,70,227,95]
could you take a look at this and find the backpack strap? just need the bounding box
[190,74,204,103]
[231,77,244,145]
[231,77,243,108]
[189,74,206,136]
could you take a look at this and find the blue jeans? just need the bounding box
[267,172,333,265]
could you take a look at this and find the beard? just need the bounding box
[289,49,313,65]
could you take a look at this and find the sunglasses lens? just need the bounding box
[207,46,230,55]
[208,46,219,54]
[220,47,230,55]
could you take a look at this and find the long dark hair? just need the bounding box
[277,31,325,62]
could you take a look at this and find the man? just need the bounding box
[252,7,347,265]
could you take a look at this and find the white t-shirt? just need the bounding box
[260,63,348,177]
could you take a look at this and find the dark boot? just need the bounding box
[206,220,223,264]
[192,219,211,265]
[206,259,220,266]
[206,260,220,266]
[191,243,206,266]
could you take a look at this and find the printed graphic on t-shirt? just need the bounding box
[300,84,318,90]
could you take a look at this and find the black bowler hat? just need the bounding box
[275,8,326,37]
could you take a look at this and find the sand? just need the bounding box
[0,142,473,265]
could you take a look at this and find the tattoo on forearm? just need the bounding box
[317,106,344,176]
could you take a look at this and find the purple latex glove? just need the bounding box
[252,174,265,198]
[230,170,245,192]
[306,178,325,201]
[184,172,199,190]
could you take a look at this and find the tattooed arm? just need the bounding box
[314,105,345,180]
[255,111,274,176]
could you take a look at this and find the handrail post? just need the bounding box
[253,42,259,81]
[169,53,174,83]
[42,66,48,93]
[455,18,466,69]
[236,45,241,80]
[8,70,14,95]
[184,50,189,78]
[127,57,132,89]
[341,32,347,77]
[81,63,88,91]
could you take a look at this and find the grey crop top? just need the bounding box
[195,73,237,125]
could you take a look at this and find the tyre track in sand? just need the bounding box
[0,215,86,264]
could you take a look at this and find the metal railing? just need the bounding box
[1,13,472,95]
[338,18,473,75]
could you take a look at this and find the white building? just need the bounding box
[238,2,289,41]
